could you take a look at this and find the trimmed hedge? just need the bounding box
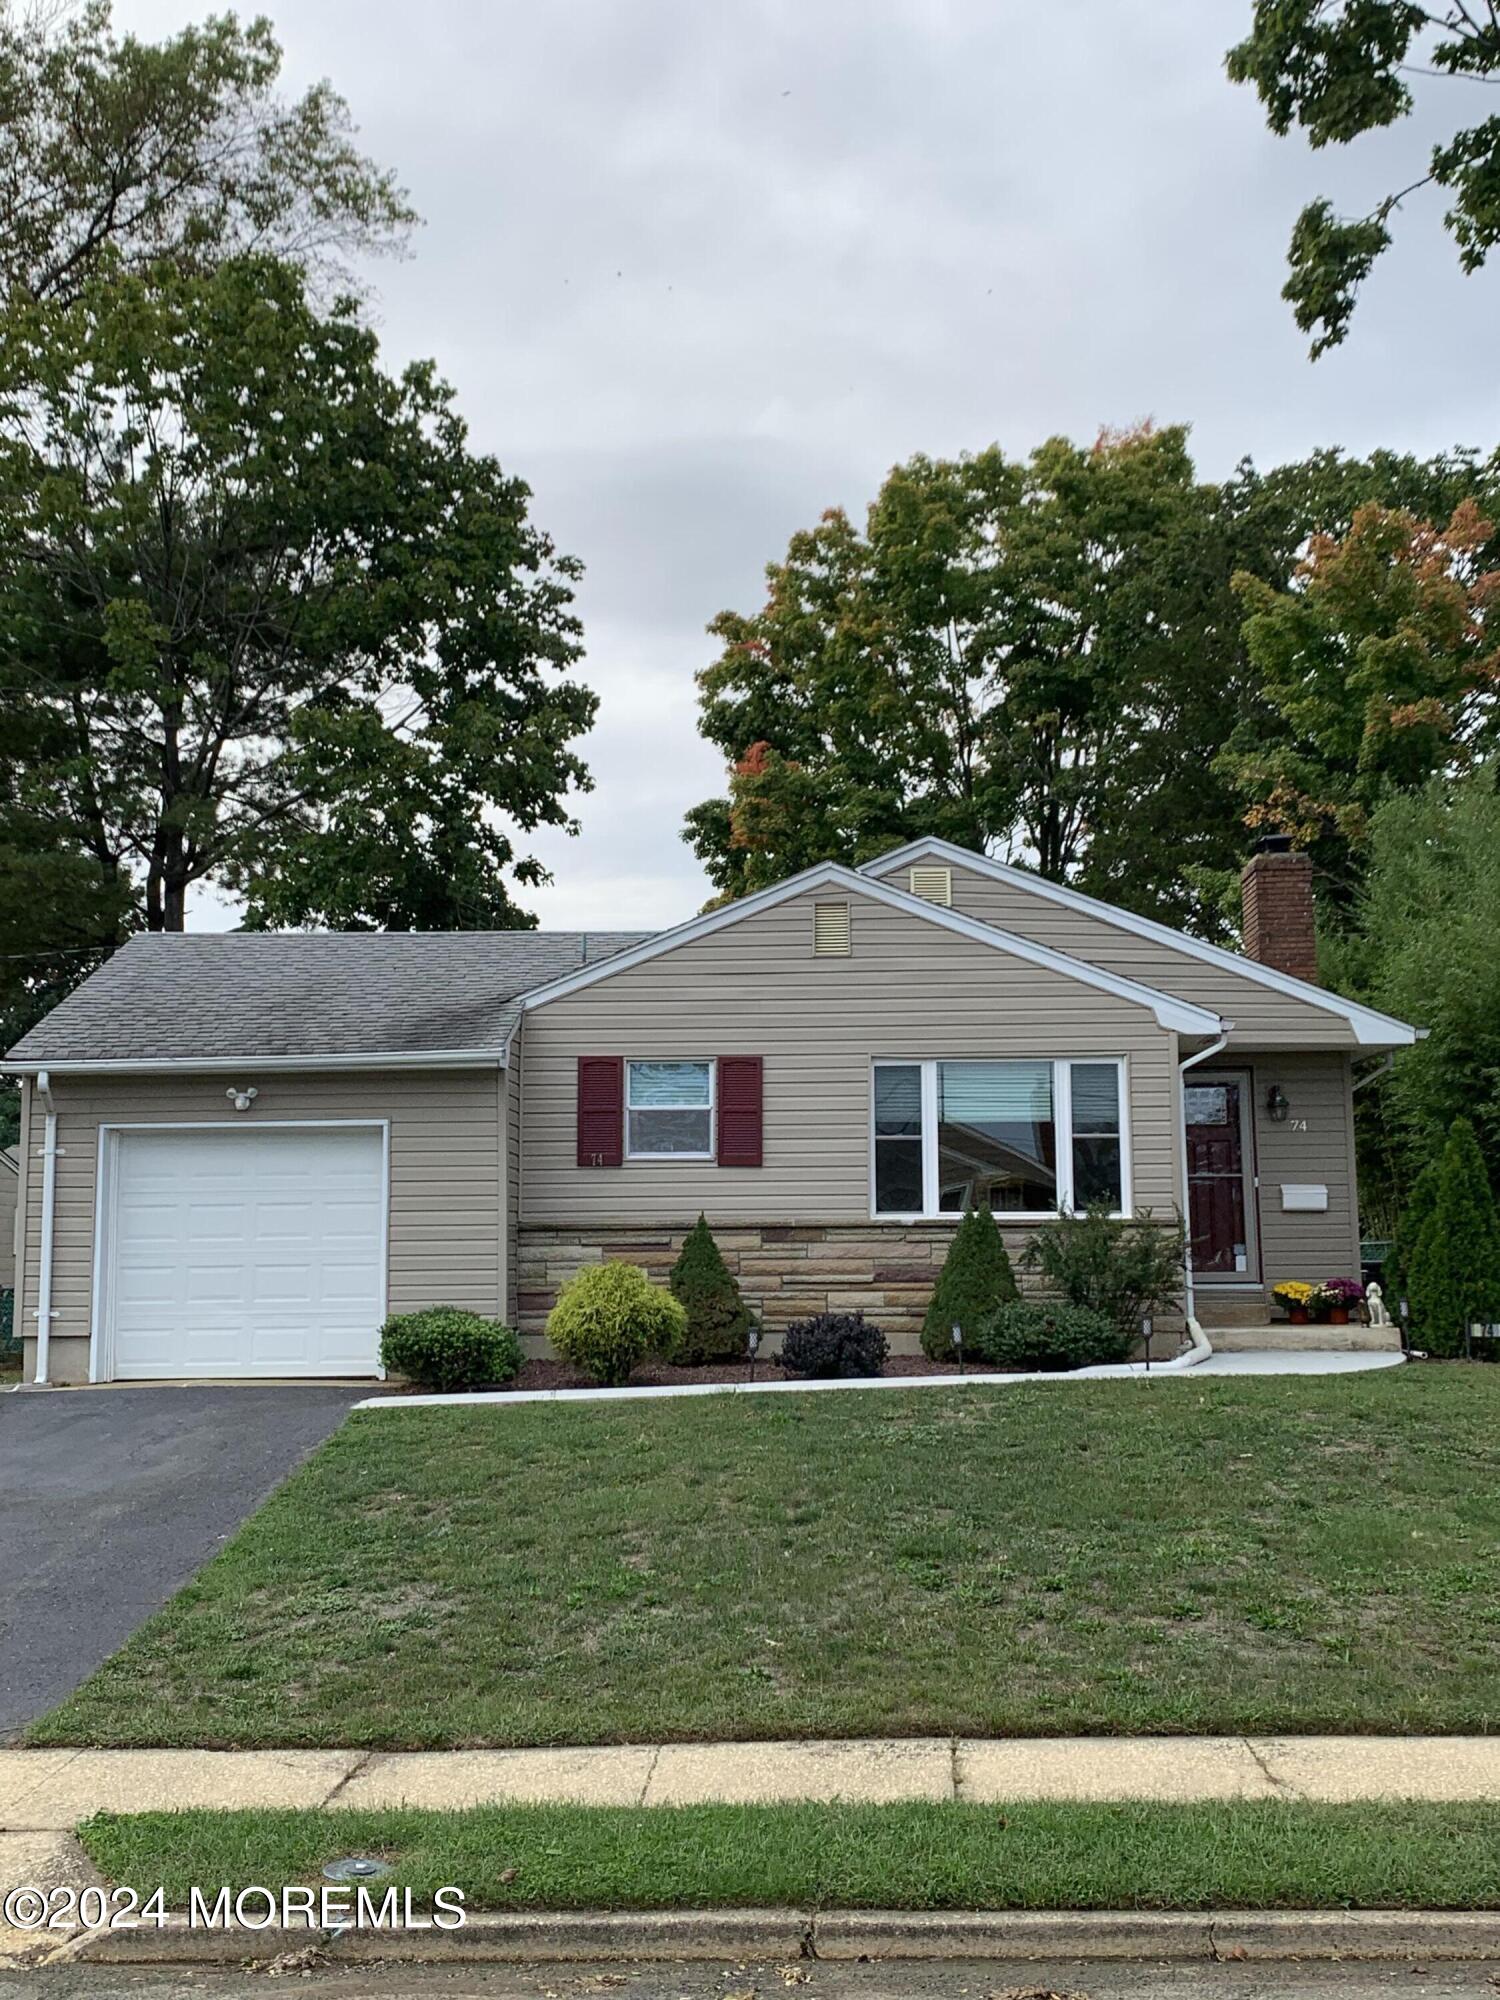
[971,1297,1130,1373]
[379,1307,521,1393]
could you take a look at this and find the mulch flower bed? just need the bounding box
[381,1354,977,1395]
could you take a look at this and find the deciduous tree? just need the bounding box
[1228,499,1500,909]
[0,257,596,938]
[1228,2,1500,355]
[687,426,1262,937]
[0,0,414,308]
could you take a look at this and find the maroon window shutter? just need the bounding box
[577,1056,624,1167]
[717,1056,763,1167]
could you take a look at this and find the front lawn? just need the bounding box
[31,1371,1500,1748]
[79,1800,1500,1910]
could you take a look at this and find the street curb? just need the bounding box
[64,1909,812,1965]
[54,1907,1500,1966]
[812,1909,1500,1961]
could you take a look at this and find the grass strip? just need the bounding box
[32,1372,1500,1748]
[78,1801,1500,1912]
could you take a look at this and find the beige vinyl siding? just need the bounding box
[1250,1052,1362,1283]
[868,855,1357,1050]
[20,1068,503,1384]
[12,1080,30,1336]
[505,1040,522,1326]
[521,885,1179,1225]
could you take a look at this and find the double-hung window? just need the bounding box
[872,1058,1128,1218]
[626,1060,714,1158]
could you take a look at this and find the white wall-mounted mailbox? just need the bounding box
[1280,1183,1329,1212]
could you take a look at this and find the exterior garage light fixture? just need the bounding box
[1265,1083,1290,1122]
[225,1085,259,1113]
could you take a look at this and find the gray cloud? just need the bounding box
[113,0,1500,929]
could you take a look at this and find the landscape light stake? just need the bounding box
[1140,1314,1153,1371]
[747,1324,761,1382]
[951,1321,964,1374]
[1399,1295,1411,1354]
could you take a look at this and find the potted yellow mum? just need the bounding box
[1272,1280,1319,1325]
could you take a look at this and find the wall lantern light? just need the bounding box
[1265,1083,1290,1123]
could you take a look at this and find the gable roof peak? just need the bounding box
[858,837,1416,1048]
[518,856,1223,1035]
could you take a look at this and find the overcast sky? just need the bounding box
[118,0,1500,932]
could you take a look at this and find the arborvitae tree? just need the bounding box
[1407,1119,1500,1358]
[668,1214,752,1365]
[922,1205,1018,1362]
[1387,1153,1442,1311]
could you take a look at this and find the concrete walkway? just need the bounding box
[4,1735,1500,1828]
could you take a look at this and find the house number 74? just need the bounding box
[1288,1118,1308,1132]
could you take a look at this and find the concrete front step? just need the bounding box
[1208,1323,1402,1354]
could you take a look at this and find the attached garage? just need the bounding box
[96,1124,388,1380]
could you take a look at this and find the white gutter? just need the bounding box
[1176,1031,1230,1342]
[4,1050,506,1076]
[33,1069,57,1386]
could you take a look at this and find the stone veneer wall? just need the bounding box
[519,1219,1038,1354]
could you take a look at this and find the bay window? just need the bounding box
[872,1058,1128,1218]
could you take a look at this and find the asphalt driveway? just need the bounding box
[0,1385,361,1740]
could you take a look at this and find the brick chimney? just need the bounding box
[1240,834,1318,984]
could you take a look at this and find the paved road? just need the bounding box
[2,1959,1495,2000]
[0,1387,359,1741]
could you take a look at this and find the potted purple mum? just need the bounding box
[1320,1276,1365,1326]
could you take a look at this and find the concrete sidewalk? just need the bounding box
[5,1735,1500,1828]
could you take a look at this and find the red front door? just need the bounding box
[1185,1076,1256,1278]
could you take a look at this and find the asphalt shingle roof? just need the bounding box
[5,930,657,1064]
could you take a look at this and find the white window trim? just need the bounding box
[625,1058,716,1162]
[869,1057,1132,1222]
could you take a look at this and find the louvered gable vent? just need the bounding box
[813,900,852,954]
[908,864,952,906]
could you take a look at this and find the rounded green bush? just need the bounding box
[546,1261,688,1385]
[971,1297,1129,1373]
[379,1306,522,1392]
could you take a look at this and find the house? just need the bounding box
[0,1144,18,1294]
[4,835,1417,1385]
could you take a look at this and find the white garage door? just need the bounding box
[103,1125,386,1379]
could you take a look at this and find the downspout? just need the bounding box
[33,1069,57,1386]
[1177,1028,1231,1342]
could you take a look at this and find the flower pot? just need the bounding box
[1287,1306,1309,1325]
[1328,1306,1350,1325]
